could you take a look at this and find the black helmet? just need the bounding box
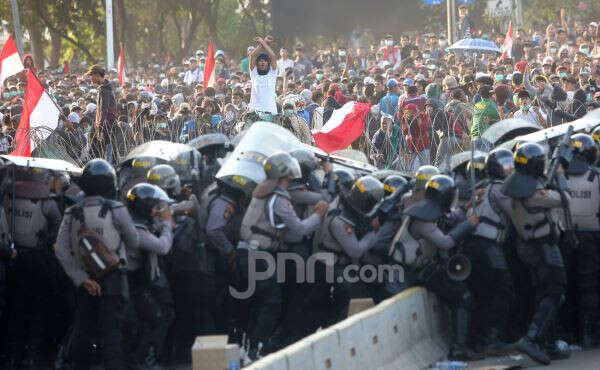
[332,169,355,198]
[126,183,170,221]
[571,133,597,165]
[514,142,546,178]
[466,153,487,182]
[591,126,600,145]
[289,149,319,177]
[425,175,457,212]
[414,165,440,191]
[15,167,49,183]
[147,164,181,197]
[264,152,302,180]
[130,156,158,177]
[171,149,202,182]
[80,159,117,197]
[383,175,409,196]
[348,176,384,215]
[485,148,514,180]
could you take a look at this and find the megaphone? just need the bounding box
[446,254,472,281]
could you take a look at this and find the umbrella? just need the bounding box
[448,38,502,53]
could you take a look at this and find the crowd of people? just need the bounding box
[0,3,600,370]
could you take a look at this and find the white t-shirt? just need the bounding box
[513,108,544,128]
[249,67,278,115]
[277,58,294,77]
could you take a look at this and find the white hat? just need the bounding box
[542,56,554,65]
[85,103,97,113]
[68,112,80,124]
[590,22,598,28]
[300,89,312,103]
[363,76,375,85]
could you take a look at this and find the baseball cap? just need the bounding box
[196,50,205,56]
[67,112,80,124]
[85,103,97,113]
[403,78,414,86]
[386,79,398,88]
[363,76,375,85]
[542,56,553,65]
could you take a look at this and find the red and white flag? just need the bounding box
[501,21,513,60]
[203,40,216,87]
[0,35,24,92]
[12,70,60,157]
[118,45,127,86]
[312,101,371,153]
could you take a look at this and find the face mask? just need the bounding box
[200,63,205,69]
[495,74,504,82]
[157,122,167,129]
[386,40,393,47]
[521,104,531,112]
[559,72,567,78]
[581,48,589,55]
[567,91,574,99]
[439,40,447,47]
[9,91,18,97]
[316,73,324,81]
[225,111,235,121]
[339,51,346,57]
[550,48,557,54]
[2,92,9,99]
[284,109,294,117]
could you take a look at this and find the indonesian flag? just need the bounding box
[0,35,24,92]
[12,70,60,157]
[312,101,371,153]
[118,45,127,86]
[501,21,513,60]
[203,40,216,88]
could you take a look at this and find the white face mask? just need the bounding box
[567,91,575,100]
[386,40,393,47]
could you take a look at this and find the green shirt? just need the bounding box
[240,57,250,74]
[470,98,500,139]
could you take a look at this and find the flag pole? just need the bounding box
[9,0,24,56]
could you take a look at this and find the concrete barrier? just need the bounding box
[245,287,449,370]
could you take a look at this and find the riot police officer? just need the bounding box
[147,164,207,363]
[4,166,62,368]
[563,134,600,347]
[501,142,570,365]
[395,175,481,360]
[401,165,440,208]
[171,149,203,198]
[311,176,383,327]
[330,169,355,200]
[237,151,328,359]
[591,126,600,165]
[192,133,232,191]
[55,159,139,370]
[463,148,515,355]
[126,183,175,369]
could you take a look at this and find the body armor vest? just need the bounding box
[390,216,437,268]
[511,199,553,241]
[313,198,351,266]
[471,181,508,243]
[68,198,123,256]
[9,198,47,248]
[567,169,600,232]
[240,190,285,252]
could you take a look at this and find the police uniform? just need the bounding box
[127,217,174,367]
[4,178,62,365]
[55,195,139,370]
[463,179,514,350]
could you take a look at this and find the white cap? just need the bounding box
[300,89,312,103]
[363,76,375,85]
[542,56,554,65]
[68,112,80,124]
[85,103,97,113]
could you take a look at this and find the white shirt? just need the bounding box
[183,68,203,85]
[249,67,278,115]
[513,108,544,127]
[276,58,294,77]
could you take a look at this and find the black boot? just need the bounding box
[449,308,484,361]
[483,327,514,356]
[580,316,597,348]
[514,323,550,365]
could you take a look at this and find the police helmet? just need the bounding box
[591,126,600,145]
[80,159,117,197]
[263,152,302,180]
[131,156,158,177]
[289,149,319,177]
[514,142,546,178]
[570,133,597,165]
[348,176,385,215]
[332,169,355,198]
[485,148,514,180]
[425,175,457,213]
[15,167,49,183]
[147,164,181,197]
[383,175,409,196]
[126,183,170,221]
[172,149,202,181]
[413,165,441,191]
[466,153,487,181]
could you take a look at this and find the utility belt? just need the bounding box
[317,243,351,266]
